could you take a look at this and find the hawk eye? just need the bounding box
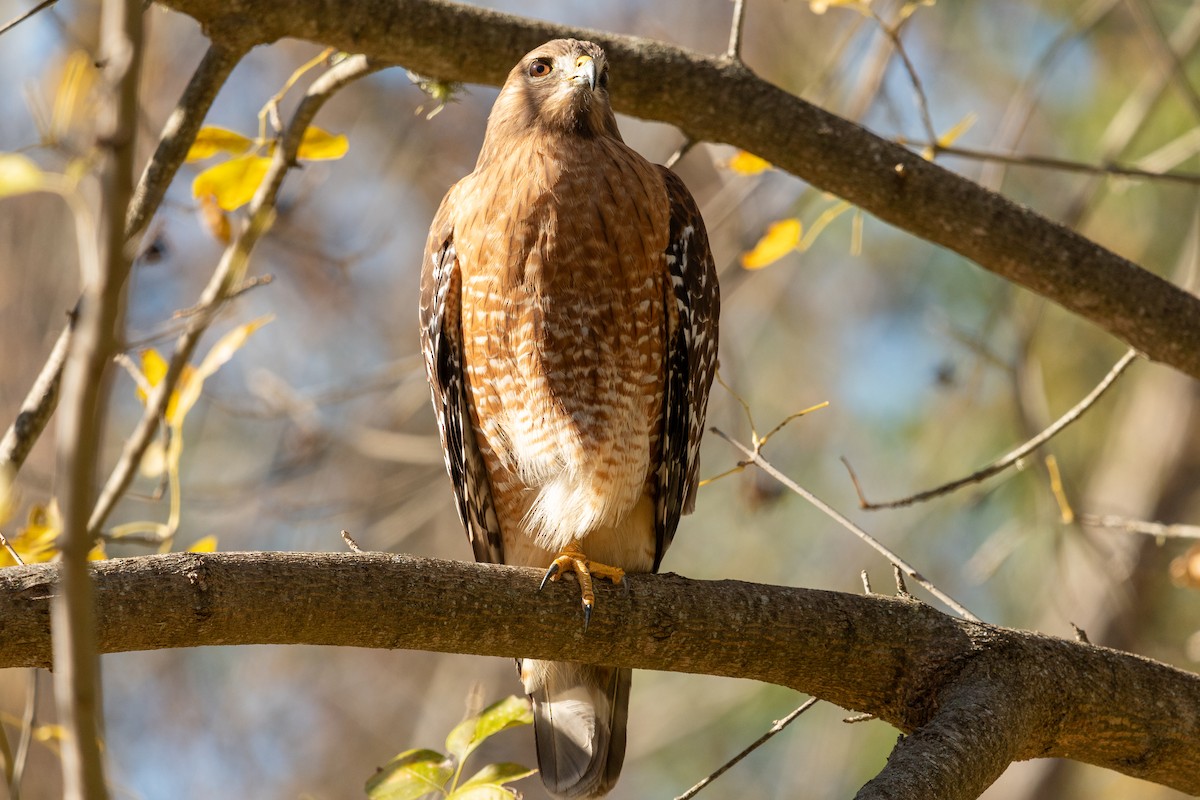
[528,60,553,78]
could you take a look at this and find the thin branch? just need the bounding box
[844,348,1139,511]
[339,529,364,553]
[916,141,1200,186]
[0,0,57,37]
[674,697,818,800]
[52,0,143,796]
[9,670,37,800]
[88,53,384,537]
[712,428,980,622]
[724,0,747,61]
[868,8,937,146]
[663,137,695,170]
[0,309,74,476]
[1080,513,1200,540]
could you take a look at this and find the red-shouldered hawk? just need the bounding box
[420,39,719,799]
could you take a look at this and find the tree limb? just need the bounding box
[2,552,1198,797]
[150,0,1200,381]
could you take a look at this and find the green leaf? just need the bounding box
[445,696,533,763]
[366,748,452,800]
[459,763,536,790]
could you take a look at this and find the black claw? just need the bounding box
[583,602,592,632]
[539,562,560,591]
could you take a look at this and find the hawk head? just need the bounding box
[485,39,623,146]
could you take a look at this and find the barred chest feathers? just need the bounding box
[456,136,670,553]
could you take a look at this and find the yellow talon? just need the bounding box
[539,543,625,628]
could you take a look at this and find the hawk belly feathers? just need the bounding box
[420,39,719,799]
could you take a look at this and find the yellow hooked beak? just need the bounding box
[571,54,597,91]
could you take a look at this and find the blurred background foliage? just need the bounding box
[2,0,1199,797]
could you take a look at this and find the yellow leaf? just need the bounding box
[88,539,106,561]
[936,111,977,149]
[139,349,169,396]
[51,51,98,142]
[137,349,194,423]
[186,126,254,162]
[192,154,272,211]
[296,126,349,160]
[728,151,771,175]
[187,535,218,553]
[1,502,63,566]
[741,219,802,270]
[0,153,47,198]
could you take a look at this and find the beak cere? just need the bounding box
[573,55,597,91]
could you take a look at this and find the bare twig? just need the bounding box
[0,309,75,478]
[663,137,695,170]
[674,697,818,800]
[0,531,25,566]
[844,348,1139,511]
[860,569,872,594]
[0,0,57,37]
[713,429,980,622]
[88,54,384,538]
[52,1,143,796]
[9,669,37,800]
[1080,513,1200,540]
[869,8,937,146]
[915,141,1200,186]
[340,529,364,553]
[724,0,747,61]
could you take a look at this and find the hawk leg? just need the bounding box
[539,542,626,629]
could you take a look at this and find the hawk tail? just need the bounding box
[524,660,631,799]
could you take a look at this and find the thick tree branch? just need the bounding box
[1,552,1197,797]
[150,0,1200,381]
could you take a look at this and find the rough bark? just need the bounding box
[144,0,1200,382]
[1,552,1198,797]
